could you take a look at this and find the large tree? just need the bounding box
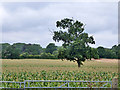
[53,18,95,67]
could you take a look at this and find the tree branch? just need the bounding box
[48,28,54,35]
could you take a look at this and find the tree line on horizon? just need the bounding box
[0,42,120,59]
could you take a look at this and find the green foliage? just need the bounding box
[87,48,99,59]
[0,43,10,59]
[2,45,20,59]
[2,70,118,88]
[1,43,45,59]
[45,43,57,54]
[12,43,25,54]
[97,44,120,59]
[40,53,55,59]
[52,50,59,59]
[20,52,29,59]
[0,42,120,59]
[111,44,120,59]
[53,18,95,67]
[22,43,43,55]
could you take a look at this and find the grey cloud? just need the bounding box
[1,2,118,48]
[2,2,50,12]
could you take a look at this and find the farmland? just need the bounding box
[1,59,119,88]
[2,59,118,73]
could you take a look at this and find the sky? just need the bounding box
[0,1,118,48]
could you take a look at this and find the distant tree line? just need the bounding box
[0,43,58,59]
[0,43,119,59]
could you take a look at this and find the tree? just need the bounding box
[0,43,10,59]
[53,18,95,67]
[3,45,20,59]
[86,48,99,59]
[52,50,59,59]
[111,45,119,59]
[19,52,29,59]
[45,43,57,54]
[97,46,116,59]
[22,44,43,55]
[97,46,105,58]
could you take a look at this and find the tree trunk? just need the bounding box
[77,60,80,68]
[90,47,91,60]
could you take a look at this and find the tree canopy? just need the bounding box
[0,42,119,60]
[45,43,57,54]
[53,18,96,67]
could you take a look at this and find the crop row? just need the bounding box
[1,70,119,88]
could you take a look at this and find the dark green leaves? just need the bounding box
[45,43,57,54]
[56,18,73,29]
[53,18,96,67]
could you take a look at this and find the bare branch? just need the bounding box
[83,24,86,28]
[48,28,54,35]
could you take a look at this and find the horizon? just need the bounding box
[0,42,118,49]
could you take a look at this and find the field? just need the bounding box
[2,59,118,72]
[1,59,119,88]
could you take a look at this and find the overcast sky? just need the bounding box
[0,1,118,48]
